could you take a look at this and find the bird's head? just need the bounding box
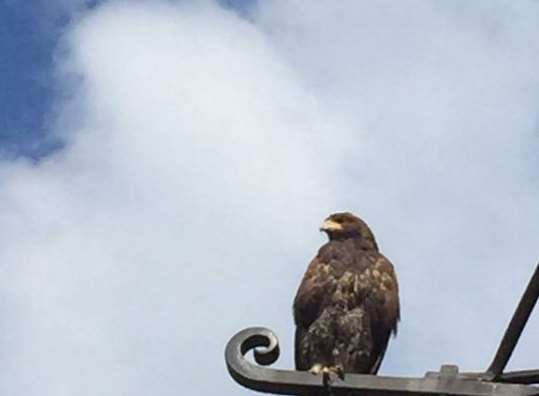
[320,212,378,249]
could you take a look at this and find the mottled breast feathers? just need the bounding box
[293,213,399,376]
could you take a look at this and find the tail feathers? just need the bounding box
[295,306,375,373]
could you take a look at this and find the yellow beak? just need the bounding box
[320,219,343,232]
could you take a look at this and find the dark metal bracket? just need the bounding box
[225,264,539,396]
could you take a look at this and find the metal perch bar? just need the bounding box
[225,327,539,396]
[225,264,539,396]
[484,263,539,381]
[500,371,539,385]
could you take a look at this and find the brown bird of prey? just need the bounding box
[293,212,399,379]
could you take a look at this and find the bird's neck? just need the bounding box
[329,235,379,251]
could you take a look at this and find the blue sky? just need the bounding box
[0,1,538,395]
[1,1,59,157]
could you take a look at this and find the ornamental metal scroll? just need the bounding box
[225,264,539,396]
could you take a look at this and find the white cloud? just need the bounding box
[1,1,538,395]
[0,2,350,395]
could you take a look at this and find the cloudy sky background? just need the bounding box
[1,1,538,395]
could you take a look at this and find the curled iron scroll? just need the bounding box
[225,327,325,395]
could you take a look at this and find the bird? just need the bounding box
[293,212,399,380]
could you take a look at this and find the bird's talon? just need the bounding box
[313,366,345,385]
[335,365,345,380]
[309,364,323,375]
